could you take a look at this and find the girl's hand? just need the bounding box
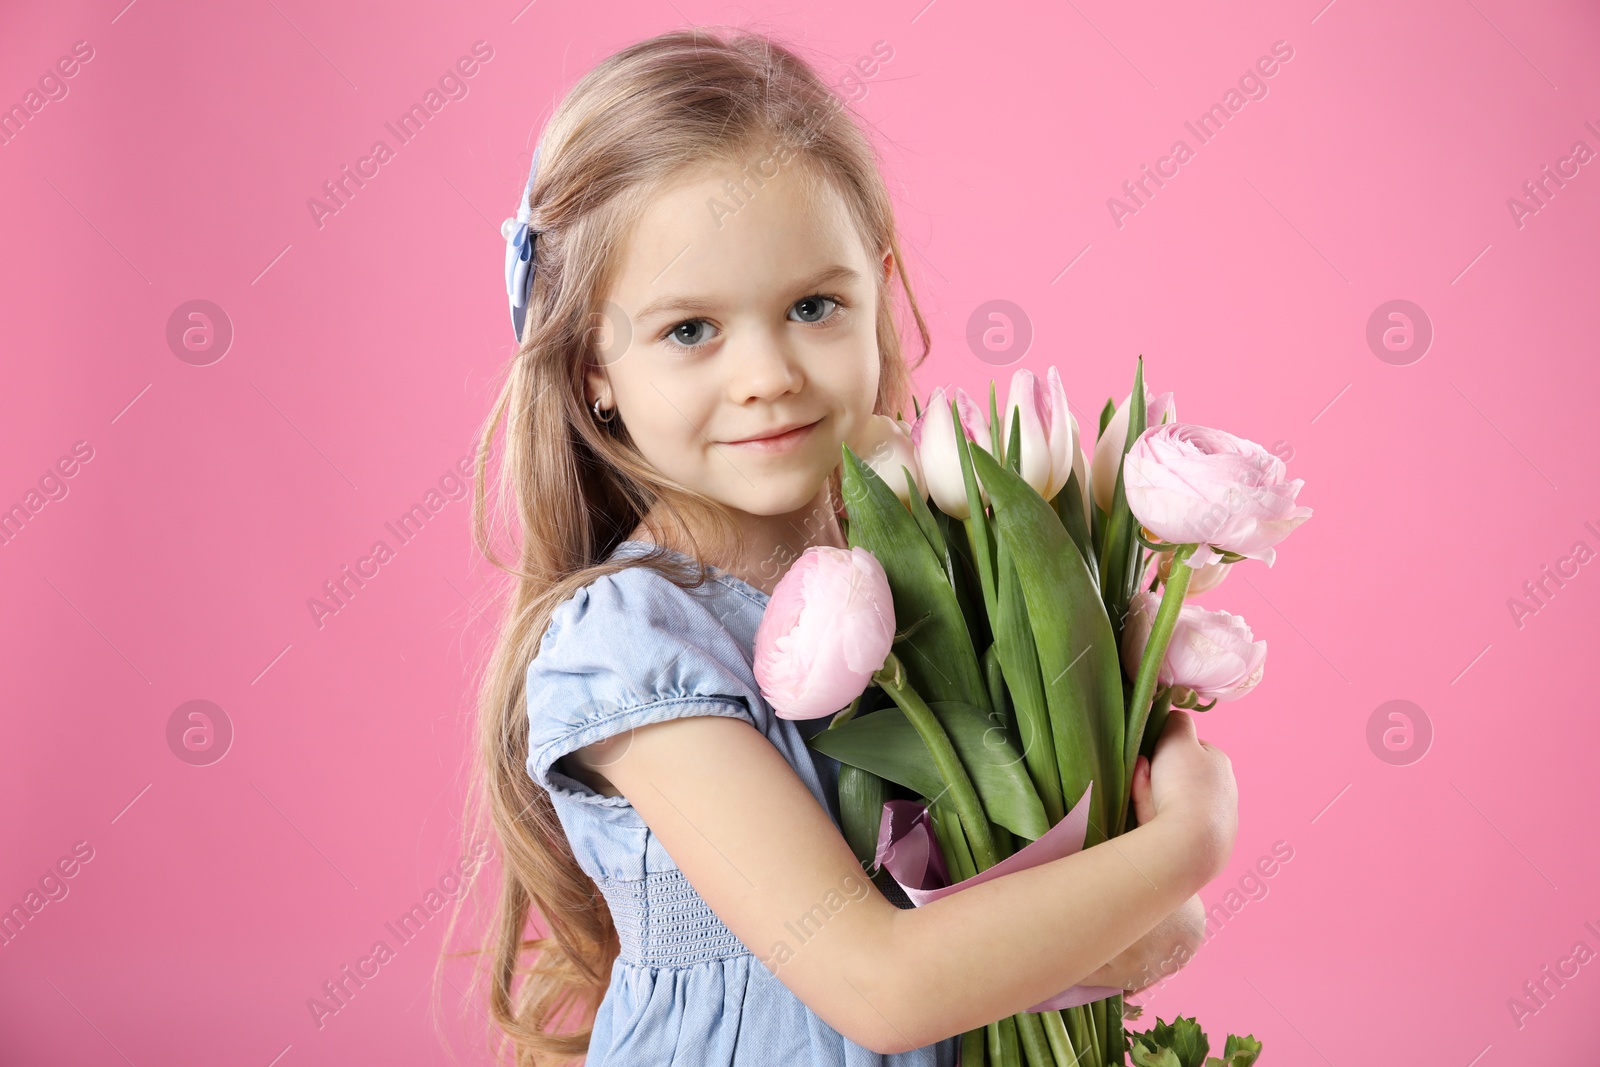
[1074,711,1231,992]
[1136,709,1239,882]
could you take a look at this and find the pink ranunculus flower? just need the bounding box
[1090,388,1177,515]
[1144,551,1233,598]
[1000,365,1075,502]
[1123,423,1312,569]
[910,385,992,520]
[851,414,926,508]
[1120,589,1267,703]
[753,546,897,720]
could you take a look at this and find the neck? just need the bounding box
[629,482,847,597]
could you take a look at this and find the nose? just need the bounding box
[728,330,805,405]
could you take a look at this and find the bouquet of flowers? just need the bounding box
[751,357,1311,1066]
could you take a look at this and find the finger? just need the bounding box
[1132,754,1155,826]
[1157,709,1197,749]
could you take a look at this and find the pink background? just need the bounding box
[4,0,1598,1062]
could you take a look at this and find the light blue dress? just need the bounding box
[524,540,962,1066]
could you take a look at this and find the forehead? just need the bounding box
[607,158,869,311]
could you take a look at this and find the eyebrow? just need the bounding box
[632,264,865,323]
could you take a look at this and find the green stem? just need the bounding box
[1116,544,1196,834]
[876,651,997,869]
[1106,995,1125,1066]
[1140,688,1173,765]
[1126,544,1146,610]
[1040,1011,1077,1066]
[1014,1011,1054,1066]
[963,1027,988,1067]
[945,804,981,883]
[1066,1006,1093,1063]
[993,1015,1021,1066]
[1123,687,1172,836]
[929,799,978,883]
[998,1017,1024,1062]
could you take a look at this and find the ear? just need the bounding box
[881,248,894,283]
[583,359,613,407]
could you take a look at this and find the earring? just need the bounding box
[592,396,617,423]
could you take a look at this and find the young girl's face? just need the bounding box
[588,157,890,526]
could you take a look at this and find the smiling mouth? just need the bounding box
[722,418,823,450]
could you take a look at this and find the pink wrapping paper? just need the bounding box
[872,780,1125,1012]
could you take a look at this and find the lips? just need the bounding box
[725,418,821,445]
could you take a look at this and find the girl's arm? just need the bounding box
[584,712,1227,1056]
[1079,892,1207,992]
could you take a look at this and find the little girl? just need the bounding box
[466,27,1238,1066]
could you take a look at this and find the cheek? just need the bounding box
[627,383,718,471]
[850,310,882,401]
[832,333,882,432]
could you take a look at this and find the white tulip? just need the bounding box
[1090,388,1177,515]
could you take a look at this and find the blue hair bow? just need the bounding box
[502,145,541,343]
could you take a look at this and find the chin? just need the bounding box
[729,491,817,518]
[722,473,828,518]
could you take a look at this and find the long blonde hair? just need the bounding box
[448,25,932,1065]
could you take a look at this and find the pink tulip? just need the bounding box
[1000,365,1075,502]
[1123,423,1312,568]
[850,414,926,507]
[1090,388,1177,515]
[1120,589,1267,703]
[753,546,897,720]
[909,386,992,520]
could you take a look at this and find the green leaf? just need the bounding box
[837,763,890,870]
[811,706,942,798]
[992,538,1065,827]
[951,400,998,626]
[903,466,949,568]
[1168,1016,1210,1067]
[981,642,1009,733]
[966,444,1125,845]
[1129,1015,1210,1067]
[809,699,1049,841]
[1130,1038,1182,1067]
[1005,407,1023,476]
[1220,1033,1262,1067]
[1054,464,1096,577]
[988,381,1003,459]
[840,444,990,714]
[937,507,990,651]
[1098,395,1117,438]
[1099,358,1147,641]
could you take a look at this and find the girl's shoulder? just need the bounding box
[523,547,772,797]
[531,544,769,685]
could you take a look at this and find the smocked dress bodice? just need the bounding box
[523,540,960,1066]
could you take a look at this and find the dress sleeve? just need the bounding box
[524,565,764,806]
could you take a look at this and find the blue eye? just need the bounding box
[666,320,714,349]
[790,295,839,324]
[658,294,848,352]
